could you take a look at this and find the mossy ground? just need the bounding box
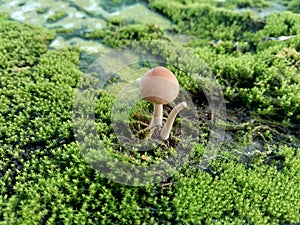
[1,0,300,224]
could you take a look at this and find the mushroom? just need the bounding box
[139,66,187,140]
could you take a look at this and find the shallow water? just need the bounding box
[233,1,287,16]
[0,0,172,52]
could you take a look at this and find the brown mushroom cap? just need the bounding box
[139,66,179,104]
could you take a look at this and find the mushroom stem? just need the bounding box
[149,103,163,129]
[160,102,187,140]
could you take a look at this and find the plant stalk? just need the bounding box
[160,102,187,140]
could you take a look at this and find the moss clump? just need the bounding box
[149,0,265,42]
[54,27,73,34]
[171,145,300,224]
[288,0,300,14]
[0,18,55,69]
[162,0,269,9]
[233,0,268,9]
[198,41,300,123]
[36,7,49,15]
[85,22,167,47]
[255,12,300,40]
[46,11,68,23]
[0,14,82,202]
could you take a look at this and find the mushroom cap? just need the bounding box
[139,66,179,104]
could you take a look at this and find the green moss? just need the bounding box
[195,36,300,123]
[46,11,68,23]
[150,3,299,123]
[54,27,73,34]
[107,17,123,26]
[233,0,269,9]
[159,0,269,9]
[149,0,265,43]
[172,145,300,224]
[36,7,49,15]
[1,1,300,224]
[288,0,300,13]
[257,11,300,38]
[0,21,54,70]
[85,22,167,47]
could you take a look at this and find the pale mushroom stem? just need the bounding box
[149,103,163,129]
[160,102,187,140]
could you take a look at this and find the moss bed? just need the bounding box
[1,0,300,224]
